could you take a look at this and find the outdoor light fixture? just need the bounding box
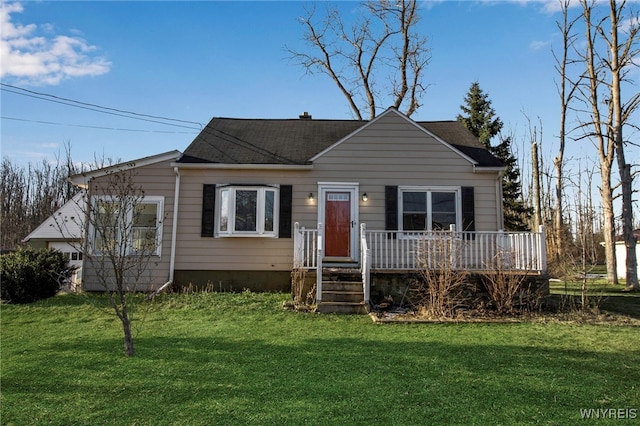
[308,192,314,201]
[362,193,368,202]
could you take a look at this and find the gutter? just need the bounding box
[473,165,506,174]
[148,166,180,299]
[496,170,505,230]
[172,162,313,171]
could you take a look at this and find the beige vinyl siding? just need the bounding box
[313,112,500,232]
[174,112,501,274]
[176,169,315,271]
[81,160,176,291]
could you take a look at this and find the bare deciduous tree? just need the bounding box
[577,0,618,284]
[0,142,81,251]
[552,0,581,264]
[604,0,639,290]
[57,168,161,356]
[577,0,639,288]
[287,0,430,119]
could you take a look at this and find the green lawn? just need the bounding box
[2,291,639,425]
[549,279,640,319]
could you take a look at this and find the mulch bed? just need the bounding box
[369,307,640,326]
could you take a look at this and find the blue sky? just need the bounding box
[1,0,637,177]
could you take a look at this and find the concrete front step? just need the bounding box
[322,269,361,281]
[317,301,369,314]
[322,280,362,292]
[317,267,368,314]
[321,290,364,303]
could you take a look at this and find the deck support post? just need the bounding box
[316,223,323,303]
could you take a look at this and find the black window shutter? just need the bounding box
[385,186,398,239]
[279,185,292,238]
[201,184,216,237]
[461,186,475,239]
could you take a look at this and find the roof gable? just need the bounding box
[310,108,480,166]
[23,192,85,242]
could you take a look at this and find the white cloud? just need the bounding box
[497,0,584,14]
[530,39,551,50]
[621,15,640,33]
[0,2,111,85]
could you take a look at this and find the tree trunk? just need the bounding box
[600,164,618,285]
[531,142,542,230]
[121,298,135,356]
[615,141,638,290]
[608,0,638,290]
[122,315,135,357]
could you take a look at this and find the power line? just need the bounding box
[1,83,204,130]
[1,116,199,134]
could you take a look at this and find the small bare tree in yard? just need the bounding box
[288,0,430,119]
[57,168,161,356]
[410,232,469,319]
[557,164,605,314]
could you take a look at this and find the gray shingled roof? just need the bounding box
[178,115,503,167]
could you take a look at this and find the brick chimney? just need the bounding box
[299,112,312,120]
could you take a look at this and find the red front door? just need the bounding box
[325,192,351,257]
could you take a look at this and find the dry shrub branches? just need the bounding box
[409,233,469,318]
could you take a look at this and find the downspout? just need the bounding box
[80,179,93,292]
[496,170,505,230]
[148,167,180,298]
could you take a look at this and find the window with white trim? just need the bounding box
[400,187,460,231]
[91,196,164,255]
[217,186,278,237]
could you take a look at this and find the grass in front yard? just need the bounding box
[549,279,640,319]
[2,291,639,425]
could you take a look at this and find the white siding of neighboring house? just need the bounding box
[615,242,640,281]
[23,192,85,244]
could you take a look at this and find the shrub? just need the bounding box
[0,248,75,303]
[409,233,471,318]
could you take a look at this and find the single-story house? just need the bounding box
[28,107,547,312]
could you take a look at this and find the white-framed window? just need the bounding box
[399,187,460,232]
[91,196,164,256]
[216,186,279,237]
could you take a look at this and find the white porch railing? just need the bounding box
[293,222,319,269]
[293,222,324,302]
[364,226,547,273]
[294,223,547,274]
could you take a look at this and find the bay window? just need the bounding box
[217,186,278,237]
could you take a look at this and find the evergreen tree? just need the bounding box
[457,81,503,149]
[457,81,531,231]
[492,136,533,231]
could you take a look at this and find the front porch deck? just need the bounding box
[293,223,547,311]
